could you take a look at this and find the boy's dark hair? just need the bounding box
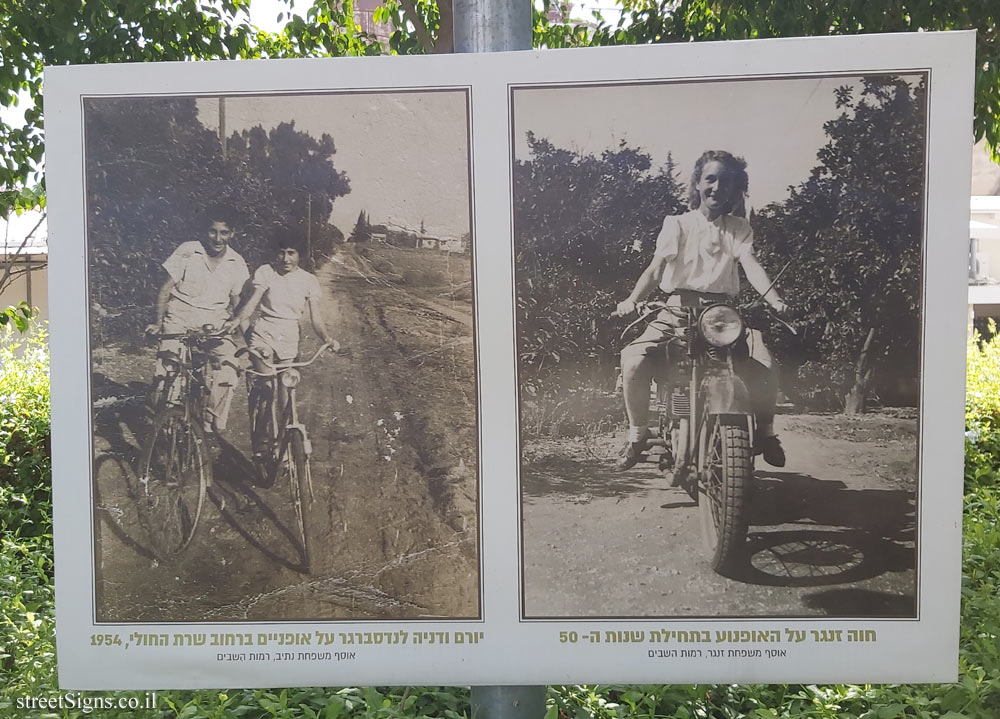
[689,150,749,218]
[200,203,238,230]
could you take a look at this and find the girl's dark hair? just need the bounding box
[270,227,309,267]
[688,150,749,218]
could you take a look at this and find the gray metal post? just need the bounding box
[452,0,541,717]
[453,0,531,53]
[470,686,546,719]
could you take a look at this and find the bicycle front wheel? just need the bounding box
[248,379,277,487]
[280,429,311,571]
[135,407,208,559]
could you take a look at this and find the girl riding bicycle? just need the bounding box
[230,231,334,368]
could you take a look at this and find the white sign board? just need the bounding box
[46,31,973,688]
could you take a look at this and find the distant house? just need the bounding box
[417,237,441,250]
[370,232,387,244]
[1,209,48,324]
[439,237,466,253]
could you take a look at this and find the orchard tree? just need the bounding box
[224,120,351,269]
[85,96,350,339]
[751,75,926,413]
[514,134,685,387]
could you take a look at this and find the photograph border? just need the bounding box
[80,86,485,625]
[509,69,931,621]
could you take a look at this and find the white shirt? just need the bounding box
[163,241,249,311]
[252,264,321,321]
[654,210,753,297]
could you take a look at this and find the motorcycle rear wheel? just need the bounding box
[698,414,752,576]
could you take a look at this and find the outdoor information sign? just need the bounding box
[47,31,973,688]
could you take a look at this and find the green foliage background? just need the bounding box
[514,75,925,414]
[85,96,350,340]
[1,322,999,719]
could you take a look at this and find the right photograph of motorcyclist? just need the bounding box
[615,150,789,472]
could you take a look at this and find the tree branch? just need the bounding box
[396,0,436,53]
[0,211,46,295]
[434,0,454,53]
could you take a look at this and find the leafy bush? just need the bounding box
[0,326,54,706]
[2,324,1000,715]
[0,327,50,539]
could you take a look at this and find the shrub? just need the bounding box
[0,328,50,540]
[2,323,1000,716]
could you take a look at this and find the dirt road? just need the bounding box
[92,246,480,622]
[521,412,918,618]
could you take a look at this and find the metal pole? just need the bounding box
[470,686,546,719]
[452,1,541,718]
[453,0,531,53]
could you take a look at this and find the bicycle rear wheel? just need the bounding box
[135,407,208,559]
[279,429,311,571]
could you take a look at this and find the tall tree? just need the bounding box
[85,96,350,339]
[350,210,372,243]
[752,76,926,413]
[514,135,685,385]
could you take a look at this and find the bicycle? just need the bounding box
[242,342,332,571]
[134,326,231,559]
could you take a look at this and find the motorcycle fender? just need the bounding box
[701,371,751,415]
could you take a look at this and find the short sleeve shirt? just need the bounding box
[252,264,322,321]
[653,210,753,297]
[163,241,249,311]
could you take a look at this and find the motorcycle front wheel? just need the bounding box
[698,414,752,576]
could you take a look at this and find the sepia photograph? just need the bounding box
[513,74,927,619]
[86,90,480,622]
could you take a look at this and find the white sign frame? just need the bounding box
[47,30,973,688]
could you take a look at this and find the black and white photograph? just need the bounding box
[48,35,971,687]
[513,74,927,619]
[85,90,481,622]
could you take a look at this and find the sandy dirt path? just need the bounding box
[92,251,480,622]
[521,413,918,618]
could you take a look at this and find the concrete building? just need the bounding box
[0,209,48,325]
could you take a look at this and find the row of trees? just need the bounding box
[86,97,350,339]
[515,76,925,413]
[3,0,1000,220]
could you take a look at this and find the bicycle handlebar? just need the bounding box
[149,326,234,342]
[243,342,334,377]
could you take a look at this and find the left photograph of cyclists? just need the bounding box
[85,91,480,622]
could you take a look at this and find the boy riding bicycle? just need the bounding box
[146,205,249,434]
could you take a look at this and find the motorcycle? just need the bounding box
[620,298,759,575]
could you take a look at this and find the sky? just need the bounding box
[511,75,920,210]
[196,92,472,238]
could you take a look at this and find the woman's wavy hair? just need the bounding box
[688,150,749,218]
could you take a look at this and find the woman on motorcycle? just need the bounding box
[614,150,789,471]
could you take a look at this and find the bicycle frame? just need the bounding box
[245,344,330,453]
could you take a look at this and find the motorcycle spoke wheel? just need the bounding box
[699,416,752,576]
[136,407,208,559]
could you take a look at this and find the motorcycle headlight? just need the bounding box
[698,305,743,347]
[280,369,301,388]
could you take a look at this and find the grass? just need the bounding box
[1,322,999,717]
